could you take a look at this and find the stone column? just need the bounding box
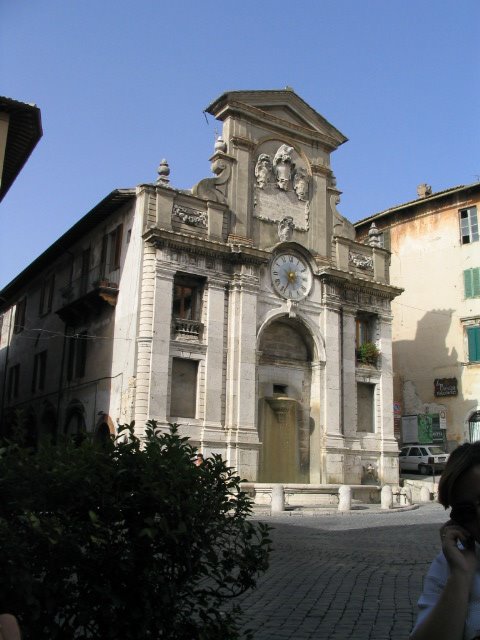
[224,267,260,479]
[203,278,227,438]
[148,264,174,423]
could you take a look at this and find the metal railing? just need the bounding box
[60,264,120,302]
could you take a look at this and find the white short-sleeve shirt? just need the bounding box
[413,545,480,640]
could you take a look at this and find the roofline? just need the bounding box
[0,188,136,309]
[205,89,348,147]
[354,182,480,228]
[0,96,43,202]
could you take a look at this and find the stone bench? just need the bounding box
[240,483,382,512]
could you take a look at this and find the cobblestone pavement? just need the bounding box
[236,503,448,640]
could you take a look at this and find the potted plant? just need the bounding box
[357,341,380,366]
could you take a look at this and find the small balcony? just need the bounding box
[172,317,203,341]
[56,264,120,324]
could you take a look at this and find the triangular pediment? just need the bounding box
[205,89,347,149]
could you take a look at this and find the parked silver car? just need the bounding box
[399,444,449,475]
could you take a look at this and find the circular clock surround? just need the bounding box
[270,252,313,300]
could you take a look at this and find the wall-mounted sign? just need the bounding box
[434,378,458,397]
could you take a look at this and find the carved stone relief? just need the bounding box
[349,251,373,270]
[253,143,310,231]
[172,204,207,228]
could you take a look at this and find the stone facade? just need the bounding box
[0,90,401,484]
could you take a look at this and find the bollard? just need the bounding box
[271,484,285,512]
[381,485,393,510]
[338,485,352,511]
[404,486,412,505]
[420,486,431,503]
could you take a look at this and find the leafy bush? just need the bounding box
[357,341,380,365]
[0,422,271,639]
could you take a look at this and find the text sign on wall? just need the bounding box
[434,378,458,397]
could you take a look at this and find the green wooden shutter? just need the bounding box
[464,269,473,298]
[467,326,480,362]
[473,268,480,297]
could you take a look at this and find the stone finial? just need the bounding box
[367,222,382,247]
[214,136,227,153]
[156,159,170,186]
[417,183,432,198]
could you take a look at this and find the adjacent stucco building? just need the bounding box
[355,182,480,449]
[0,89,402,484]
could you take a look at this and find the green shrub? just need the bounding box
[0,422,271,639]
[357,341,380,365]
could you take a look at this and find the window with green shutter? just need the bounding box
[467,326,480,362]
[464,268,480,298]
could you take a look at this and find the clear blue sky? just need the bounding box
[1,0,479,289]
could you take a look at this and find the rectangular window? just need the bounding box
[13,298,26,333]
[100,224,123,275]
[464,268,480,299]
[39,274,55,315]
[172,275,204,321]
[80,249,91,295]
[66,333,88,381]
[467,326,480,363]
[355,317,371,348]
[170,358,198,418]
[7,364,20,400]
[357,382,375,432]
[460,206,479,244]
[32,350,47,392]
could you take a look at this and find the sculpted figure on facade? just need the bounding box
[273,144,294,191]
[254,154,273,189]
[293,168,309,201]
[278,216,294,242]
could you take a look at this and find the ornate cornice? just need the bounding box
[230,135,256,151]
[143,227,269,266]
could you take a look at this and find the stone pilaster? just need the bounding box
[202,278,227,434]
[309,361,325,483]
[148,264,174,423]
[134,242,157,435]
[224,267,260,478]
[377,313,398,483]
[322,305,343,440]
[342,307,357,437]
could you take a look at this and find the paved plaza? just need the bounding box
[237,502,447,639]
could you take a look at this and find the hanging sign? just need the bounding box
[434,378,458,397]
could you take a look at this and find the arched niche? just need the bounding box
[257,316,317,483]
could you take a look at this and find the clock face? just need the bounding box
[270,253,312,300]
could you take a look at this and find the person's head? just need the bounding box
[438,442,480,538]
[438,442,480,508]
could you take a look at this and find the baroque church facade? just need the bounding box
[0,90,401,485]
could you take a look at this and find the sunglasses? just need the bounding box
[450,502,478,526]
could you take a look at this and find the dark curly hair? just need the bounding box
[438,442,480,508]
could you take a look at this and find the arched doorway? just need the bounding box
[469,411,480,442]
[257,317,315,483]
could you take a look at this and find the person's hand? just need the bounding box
[440,520,477,583]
